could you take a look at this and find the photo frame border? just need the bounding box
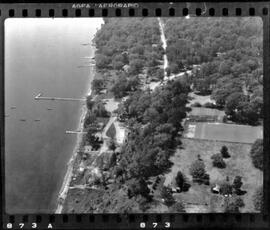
[0,1,269,229]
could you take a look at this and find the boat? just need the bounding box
[20,119,26,121]
[47,108,53,110]
[34,119,41,121]
[10,106,16,109]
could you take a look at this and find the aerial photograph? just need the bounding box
[5,17,263,214]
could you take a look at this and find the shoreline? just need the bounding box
[55,55,95,214]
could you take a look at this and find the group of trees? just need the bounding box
[189,155,210,185]
[164,18,263,125]
[84,96,109,149]
[110,73,140,98]
[94,18,163,74]
[211,145,231,169]
[250,139,263,170]
[116,79,190,181]
[93,19,165,99]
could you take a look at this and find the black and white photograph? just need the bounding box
[5,16,263,214]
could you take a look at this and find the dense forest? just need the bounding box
[85,18,191,212]
[74,17,264,213]
[117,80,190,179]
[164,18,263,125]
[93,18,164,97]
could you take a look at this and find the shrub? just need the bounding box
[160,186,175,206]
[175,171,190,192]
[84,112,97,128]
[203,102,217,109]
[86,95,95,110]
[191,102,202,107]
[189,156,209,185]
[220,145,231,158]
[232,176,243,194]
[235,197,245,208]
[211,153,226,168]
[127,178,150,199]
[114,166,123,177]
[220,182,233,196]
[253,186,263,211]
[250,139,263,170]
[93,102,109,117]
[169,202,186,213]
[225,197,244,213]
[92,79,104,93]
[108,138,116,151]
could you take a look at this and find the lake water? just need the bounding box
[4,18,103,213]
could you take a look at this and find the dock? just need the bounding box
[34,93,85,101]
[66,131,87,134]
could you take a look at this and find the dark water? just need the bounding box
[4,18,103,213]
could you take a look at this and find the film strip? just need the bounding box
[0,1,270,229]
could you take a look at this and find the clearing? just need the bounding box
[184,122,263,144]
[163,139,263,212]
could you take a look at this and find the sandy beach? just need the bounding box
[55,56,95,214]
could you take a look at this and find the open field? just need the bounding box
[187,92,215,106]
[163,139,263,212]
[184,122,263,144]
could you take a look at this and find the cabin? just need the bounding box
[84,145,93,154]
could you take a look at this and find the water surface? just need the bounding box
[5,18,103,213]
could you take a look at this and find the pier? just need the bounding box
[34,93,86,101]
[66,131,87,134]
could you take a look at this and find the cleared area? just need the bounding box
[184,122,263,144]
[163,139,263,212]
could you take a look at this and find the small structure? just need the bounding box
[84,145,93,154]
[211,184,220,194]
[123,64,130,72]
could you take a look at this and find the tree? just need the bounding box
[220,145,230,158]
[253,186,263,211]
[86,95,95,111]
[127,178,150,199]
[220,180,233,196]
[175,171,190,192]
[84,112,97,128]
[92,79,104,93]
[95,54,111,69]
[86,128,102,150]
[211,153,226,168]
[189,156,209,184]
[232,176,243,194]
[109,152,117,167]
[93,102,109,117]
[250,139,263,170]
[175,171,184,190]
[108,138,116,151]
[160,186,175,206]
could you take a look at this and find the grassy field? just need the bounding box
[184,122,263,144]
[106,122,116,139]
[163,139,263,212]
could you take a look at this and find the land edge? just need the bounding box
[55,49,96,215]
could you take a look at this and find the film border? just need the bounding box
[0,1,269,229]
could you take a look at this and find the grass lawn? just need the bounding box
[163,139,263,212]
[106,122,116,139]
[184,122,263,144]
